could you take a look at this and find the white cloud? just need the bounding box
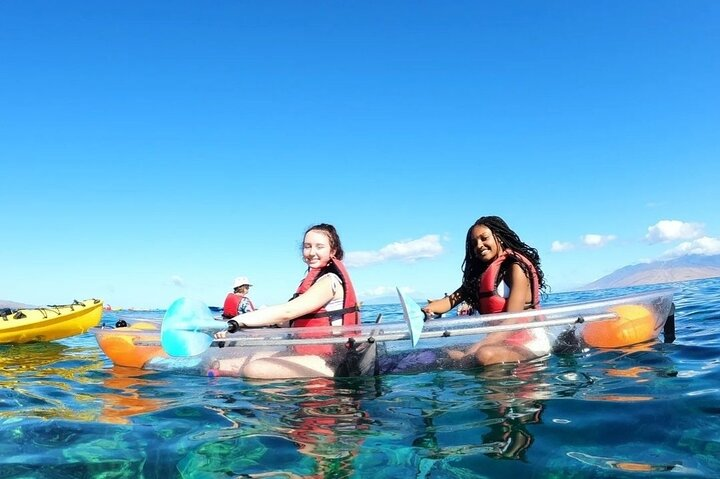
[345,234,444,267]
[582,234,617,247]
[170,275,185,287]
[646,220,704,244]
[551,240,574,252]
[661,236,720,258]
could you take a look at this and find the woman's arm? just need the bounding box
[423,287,464,316]
[504,262,531,314]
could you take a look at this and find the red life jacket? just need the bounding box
[291,259,360,328]
[222,293,240,318]
[290,259,361,356]
[221,293,255,318]
[477,250,540,314]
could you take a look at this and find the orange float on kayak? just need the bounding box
[582,304,657,348]
[97,321,167,368]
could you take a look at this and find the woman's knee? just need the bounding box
[475,346,522,366]
[475,347,500,366]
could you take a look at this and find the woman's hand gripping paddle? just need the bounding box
[396,287,426,348]
[160,297,240,356]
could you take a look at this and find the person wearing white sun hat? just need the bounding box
[221,276,256,318]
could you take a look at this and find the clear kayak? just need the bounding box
[93,288,676,377]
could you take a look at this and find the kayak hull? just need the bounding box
[1,299,104,343]
[93,288,676,377]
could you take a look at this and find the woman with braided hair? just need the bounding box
[423,216,551,366]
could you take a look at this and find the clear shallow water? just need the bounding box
[1,278,719,478]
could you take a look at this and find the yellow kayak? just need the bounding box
[0,299,103,343]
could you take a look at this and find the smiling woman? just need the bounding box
[209,223,362,379]
[423,216,549,367]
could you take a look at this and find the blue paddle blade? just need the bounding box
[396,287,425,348]
[160,297,226,357]
[162,329,213,357]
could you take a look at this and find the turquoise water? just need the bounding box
[2,278,719,478]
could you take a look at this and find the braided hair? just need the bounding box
[460,216,547,310]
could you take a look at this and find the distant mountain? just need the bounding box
[0,299,34,309]
[584,254,720,290]
[359,255,720,303]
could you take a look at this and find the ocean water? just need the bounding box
[1,277,719,478]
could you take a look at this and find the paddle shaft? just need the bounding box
[191,311,618,348]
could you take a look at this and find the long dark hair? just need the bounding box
[461,216,547,310]
[303,223,345,260]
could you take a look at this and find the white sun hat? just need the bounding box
[233,276,252,288]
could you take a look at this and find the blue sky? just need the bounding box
[2,1,718,309]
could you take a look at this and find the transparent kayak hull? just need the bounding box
[93,288,676,377]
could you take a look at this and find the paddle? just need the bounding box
[160,293,658,356]
[160,297,239,357]
[180,312,620,348]
[396,287,426,347]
